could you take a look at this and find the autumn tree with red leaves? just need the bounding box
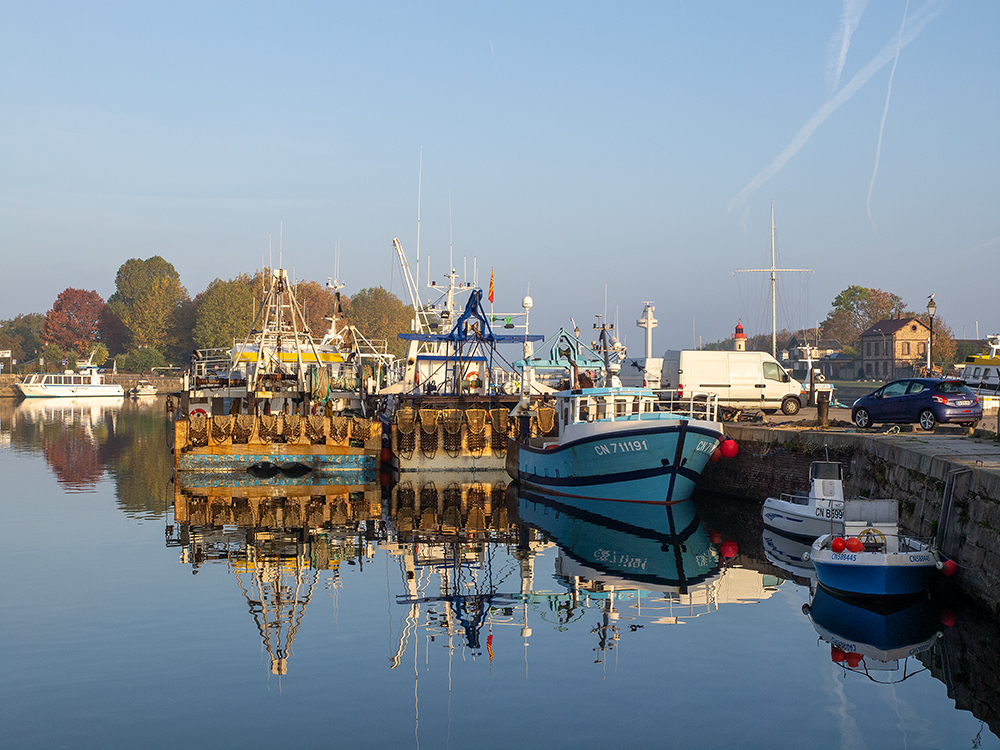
[41,288,107,355]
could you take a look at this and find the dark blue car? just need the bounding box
[852,378,983,431]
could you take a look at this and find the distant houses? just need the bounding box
[779,332,853,380]
[858,317,930,380]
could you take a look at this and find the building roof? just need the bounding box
[860,317,928,338]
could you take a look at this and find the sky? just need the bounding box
[2,1,998,354]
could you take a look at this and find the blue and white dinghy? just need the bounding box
[805,499,943,597]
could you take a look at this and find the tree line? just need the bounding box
[703,285,966,374]
[0,256,414,373]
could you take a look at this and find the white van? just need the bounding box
[660,350,803,415]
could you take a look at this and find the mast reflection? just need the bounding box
[170,475,383,675]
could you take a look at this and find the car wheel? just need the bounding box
[854,408,871,429]
[781,397,800,416]
[918,409,936,431]
[762,409,777,415]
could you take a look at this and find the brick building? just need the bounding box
[859,317,930,380]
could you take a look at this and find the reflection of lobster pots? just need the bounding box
[311,404,326,416]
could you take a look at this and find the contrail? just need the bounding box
[867,0,910,232]
[828,0,869,95]
[727,0,945,218]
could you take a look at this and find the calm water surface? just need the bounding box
[1,397,998,750]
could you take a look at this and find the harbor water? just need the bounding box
[1,396,998,749]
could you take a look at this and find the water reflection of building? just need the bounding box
[170,477,383,675]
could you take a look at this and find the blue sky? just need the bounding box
[2,1,998,352]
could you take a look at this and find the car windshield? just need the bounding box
[937,381,971,395]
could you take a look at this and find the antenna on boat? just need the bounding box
[448,189,454,274]
[279,220,283,269]
[416,148,422,302]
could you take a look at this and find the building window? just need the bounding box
[866,342,871,356]
[866,362,872,376]
[874,342,880,356]
[918,342,926,355]
[902,342,910,355]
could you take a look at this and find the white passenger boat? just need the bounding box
[805,499,944,597]
[15,358,124,398]
[761,461,845,539]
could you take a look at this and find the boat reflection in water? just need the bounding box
[804,586,944,683]
[170,474,384,675]
[168,470,787,675]
[761,527,818,587]
[518,487,783,660]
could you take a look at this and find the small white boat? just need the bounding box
[129,380,158,397]
[15,355,124,398]
[805,499,943,597]
[761,461,844,539]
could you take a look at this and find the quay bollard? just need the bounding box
[817,391,830,427]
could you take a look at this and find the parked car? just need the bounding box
[852,378,983,430]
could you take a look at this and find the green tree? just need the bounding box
[1,313,45,364]
[820,286,905,349]
[107,257,189,356]
[116,347,166,374]
[344,287,412,358]
[193,275,257,349]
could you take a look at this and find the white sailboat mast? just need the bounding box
[734,201,813,358]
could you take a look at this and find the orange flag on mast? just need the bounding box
[488,268,494,304]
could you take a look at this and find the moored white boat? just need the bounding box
[955,333,1000,411]
[129,380,158,397]
[16,357,124,398]
[761,460,844,539]
[805,499,943,597]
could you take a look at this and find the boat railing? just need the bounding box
[655,389,719,422]
[192,348,233,378]
[778,491,811,507]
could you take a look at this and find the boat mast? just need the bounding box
[733,202,813,358]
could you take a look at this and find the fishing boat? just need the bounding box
[171,266,381,474]
[805,498,943,597]
[15,353,124,398]
[804,586,942,683]
[761,460,844,539]
[506,323,730,534]
[379,238,544,472]
[955,333,1000,411]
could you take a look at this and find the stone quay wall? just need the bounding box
[699,425,1000,615]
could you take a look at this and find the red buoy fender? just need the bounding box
[845,537,864,553]
[720,439,738,459]
[830,537,846,553]
[709,447,722,462]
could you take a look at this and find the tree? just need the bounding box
[107,257,189,356]
[820,286,906,348]
[0,313,44,363]
[193,275,257,349]
[293,279,341,337]
[344,287,413,358]
[41,288,106,354]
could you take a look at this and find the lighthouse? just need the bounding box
[732,320,747,352]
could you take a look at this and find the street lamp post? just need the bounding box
[927,296,937,375]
